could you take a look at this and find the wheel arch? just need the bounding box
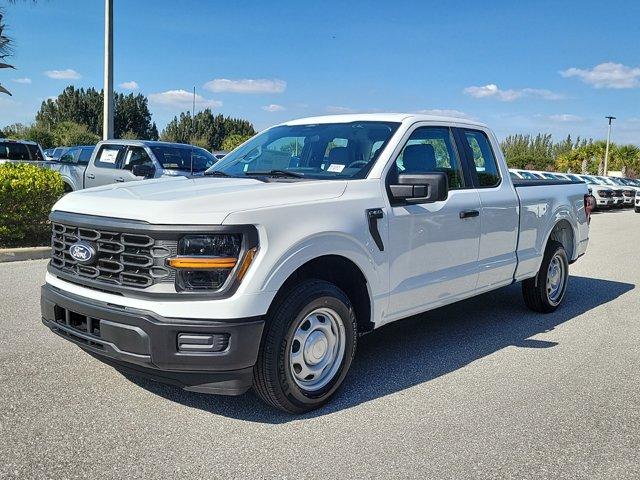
[545,217,576,261]
[266,254,374,335]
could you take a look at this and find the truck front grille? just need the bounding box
[50,222,176,289]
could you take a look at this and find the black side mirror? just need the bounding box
[390,172,448,203]
[132,164,156,178]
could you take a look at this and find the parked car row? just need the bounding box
[509,168,640,213]
[2,138,223,192]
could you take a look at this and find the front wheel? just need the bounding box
[253,279,357,413]
[522,240,569,313]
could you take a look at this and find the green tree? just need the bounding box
[36,86,158,140]
[222,133,252,151]
[2,123,55,148]
[611,144,640,177]
[161,109,255,150]
[52,121,100,147]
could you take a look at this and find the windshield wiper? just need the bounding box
[203,170,232,177]
[243,170,305,178]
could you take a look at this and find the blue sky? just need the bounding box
[2,0,640,144]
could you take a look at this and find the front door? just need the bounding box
[385,125,482,319]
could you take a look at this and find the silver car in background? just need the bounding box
[49,140,219,192]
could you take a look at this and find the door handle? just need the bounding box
[115,177,125,182]
[366,208,384,251]
[86,173,95,179]
[459,210,480,219]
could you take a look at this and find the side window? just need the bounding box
[78,147,94,165]
[26,144,44,161]
[94,145,125,169]
[122,146,153,170]
[0,142,30,160]
[462,130,501,188]
[394,127,465,189]
[60,148,80,164]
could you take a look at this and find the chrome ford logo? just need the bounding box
[69,242,96,264]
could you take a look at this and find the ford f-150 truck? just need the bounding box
[41,114,591,413]
[48,140,219,192]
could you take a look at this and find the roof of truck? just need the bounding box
[281,113,487,127]
[99,139,204,149]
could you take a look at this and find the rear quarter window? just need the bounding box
[0,142,30,160]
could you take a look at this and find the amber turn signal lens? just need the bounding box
[236,247,258,281]
[167,257,238,269]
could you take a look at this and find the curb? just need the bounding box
[0,246,51,263]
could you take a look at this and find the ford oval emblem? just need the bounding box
[69,242,96,265]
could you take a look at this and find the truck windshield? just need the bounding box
[149,146,217,172]
[206,121,401,180]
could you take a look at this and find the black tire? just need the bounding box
[635,207,640,213]
[522,240,569,313]
[253,279,357,413]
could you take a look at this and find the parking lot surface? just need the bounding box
[1,209,639,479]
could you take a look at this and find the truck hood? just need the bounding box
[52,176,348,224]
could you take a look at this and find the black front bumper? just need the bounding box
[41,284,264,395]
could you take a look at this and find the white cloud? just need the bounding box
[520,88,565,100]
[148,89,222,109]
[262,104,285,112]
[12,77,32,84]
[560,62,640,89]
[548,114,584,122]
[204,78,286,94]
[44,69,81,80]
[119,81,139,90]
[415,108,473,119]
[325,105,357,114]
[463,84,564,102]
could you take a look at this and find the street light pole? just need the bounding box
[102,0,114,140]
[603,116,616,176]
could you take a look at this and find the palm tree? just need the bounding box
[0,8,15,95]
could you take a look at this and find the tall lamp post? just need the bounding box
[603,116,616,176]
[103,0,114,140]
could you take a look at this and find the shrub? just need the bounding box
[0,163,64,247]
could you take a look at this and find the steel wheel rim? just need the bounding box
[289,307,346,392]
[546,253,566,305]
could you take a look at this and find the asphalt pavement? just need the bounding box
[1,209,639,479]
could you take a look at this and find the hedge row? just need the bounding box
[0,163,64,248]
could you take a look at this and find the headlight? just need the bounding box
[167,233,257,292]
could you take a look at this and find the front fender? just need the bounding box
[256,232,387,326]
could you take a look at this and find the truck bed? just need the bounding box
[513,180,589,282]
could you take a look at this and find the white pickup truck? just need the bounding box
[41,114,591,413]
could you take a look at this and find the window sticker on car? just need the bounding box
[100,149,119,164]
[327,164,345,173]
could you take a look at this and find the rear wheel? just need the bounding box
[522,240,569,313]
[253,279,357,413]
[635,206,640,213]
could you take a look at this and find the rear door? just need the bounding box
[84,144,126,188]
[455,128,519,291]
[385,124,482,318]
